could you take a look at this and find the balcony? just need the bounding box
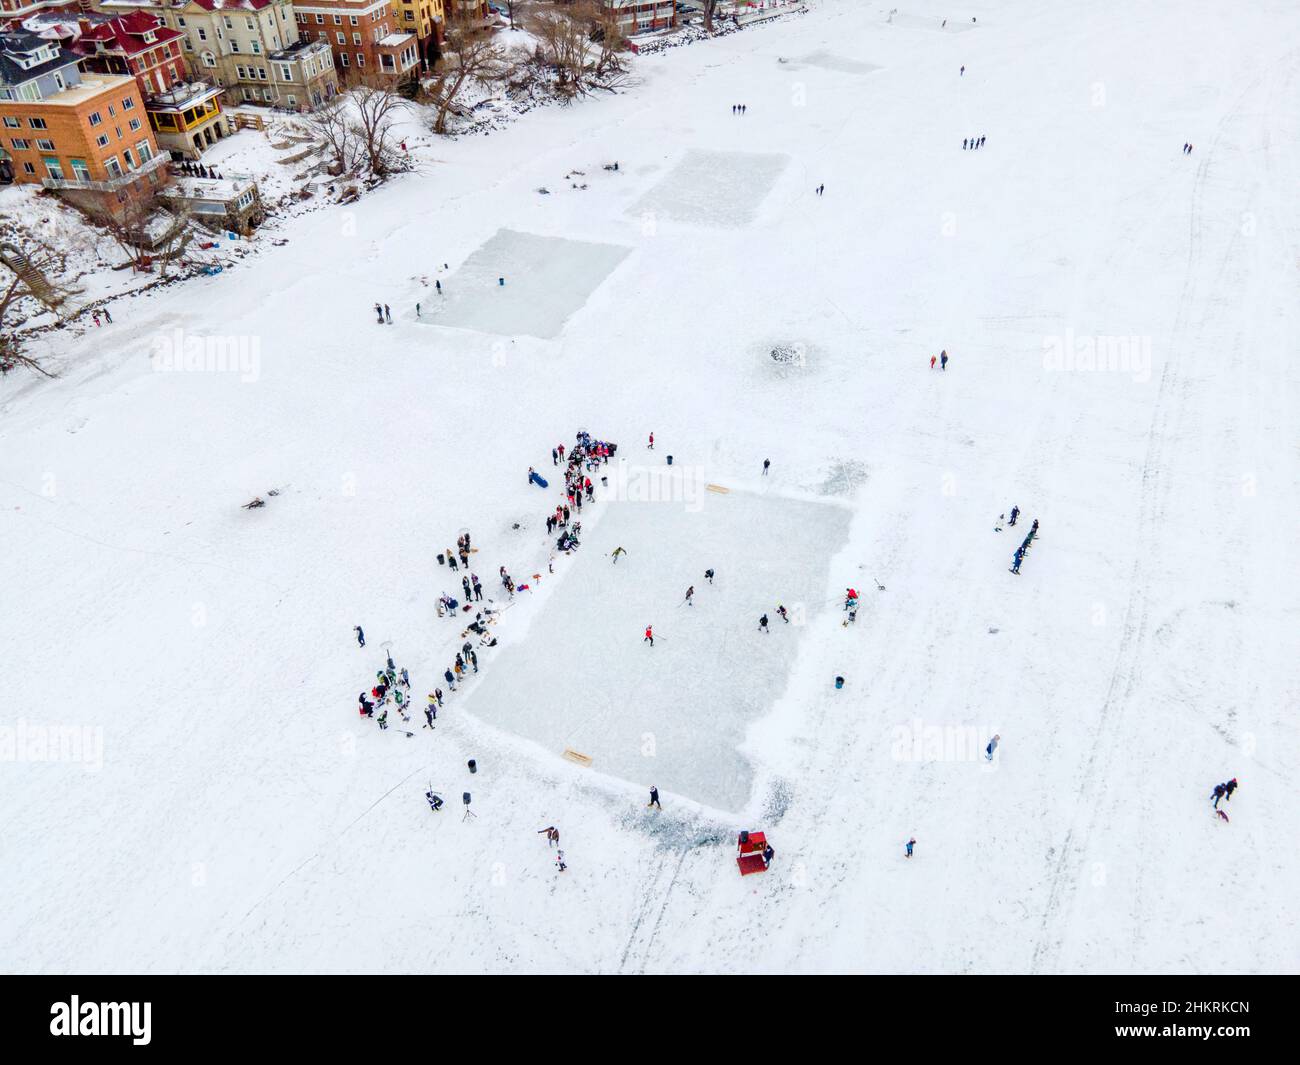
[40,150,169,193]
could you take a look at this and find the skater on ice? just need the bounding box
[905,837,916,859]
[648,785,661,810]
[354,626,365,647]
[986,734,1000,761]
[644,625,654,646]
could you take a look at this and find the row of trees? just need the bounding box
[306,1,634,175]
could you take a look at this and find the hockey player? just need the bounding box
[354,626,365,647]
[611,546,627,564]
[1225,777,1239,802]
[906,837,916,858]
[644,625,654,647]
[648,786,661,810]
[705,568,715,584]
[777,605,790,623]
[1009,505,1019,526]
[986,734,1000,761]
[1212,783,1227,808]
[684,585,695,607]
[759,613,769,633]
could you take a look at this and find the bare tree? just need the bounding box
[590,2,629,78]
[702,0,720,32]
[303,97,363,175]
[528,4,592,100]
[350,79,409,176]
[527,2,628,100]
[0,273,55,377]
[83,191,190,278]
[424,25,510,134]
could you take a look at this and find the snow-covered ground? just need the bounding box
[2,0,1298,974]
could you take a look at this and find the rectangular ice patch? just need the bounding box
[416,228,631,339]
[465,485,851,813]
[628,149,790,228]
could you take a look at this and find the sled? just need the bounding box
[562,748,593,767]
[529,474,549,489]
[706,484,730,494]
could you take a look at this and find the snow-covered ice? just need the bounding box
[1,0,1297,975]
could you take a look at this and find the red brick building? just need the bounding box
[291,0,417,82]
[73,11,186,98]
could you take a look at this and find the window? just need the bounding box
[108,103,115,116]
[177,16,186,26]
[262,88,272,101]
[257,67,267,80]
[22,161,35,175]
[223,16,233,28]
[43,157,63,180]
[339,52,348,67]
[237,65,246,78]
[2,117,18,128]
[352,32,361,43]
[251,41,260,54]
[105,156,123,178]
[246,17,254,29]
[29,116,47,129]
[137,140,152,162]
[286,94,296,107]
[315,14,323,24]
[279,64,291,80]
[129,117,141,131]
[71,158,91,181]
[336,32,344,44]
[231,40,240,52]
[333,14,341,24]
[123,147,135,169]
[35,138,54,151]
[10,137,30,149]
[123,96,134,110]
[197,28,207,41]
[95,133,109,148]
[202,51,216,67]
[350,15,358,25]
[356,54,364,67]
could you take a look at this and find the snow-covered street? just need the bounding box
[2,0,1297,974]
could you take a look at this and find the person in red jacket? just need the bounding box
[644,625,654,646]
[647,431,654,450]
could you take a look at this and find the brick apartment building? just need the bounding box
[601,0,676,35]
[73,9,186,95]
[0,31,167,212]
[291,0,417,83]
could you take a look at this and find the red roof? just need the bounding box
[183,0,275,11]
[77,11,182,56]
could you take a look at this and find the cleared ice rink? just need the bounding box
[467,473,852,812]
[414,227,630,338]
[628,149,790,228]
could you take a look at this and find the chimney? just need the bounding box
[78,18,93,38]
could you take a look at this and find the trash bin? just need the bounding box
[835,676,844,690]
[467,759,477,774]
[667,455,674,466]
